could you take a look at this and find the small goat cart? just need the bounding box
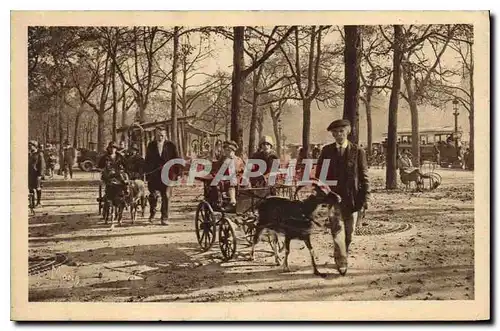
[194,176,293,261]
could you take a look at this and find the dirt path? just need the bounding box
[28,168,474,302]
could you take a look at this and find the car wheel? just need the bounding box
[81,160,94,172]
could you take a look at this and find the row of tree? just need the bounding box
[28,24,473,188]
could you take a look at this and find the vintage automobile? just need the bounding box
[77,148,99,172]
[381,126,466,168]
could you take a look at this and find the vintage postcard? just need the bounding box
[11,11,490,321]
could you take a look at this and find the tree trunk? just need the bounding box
[111,58,118,142]
[469,51,474,153]
[386,25,402,190]
[231,26,245,154]
[45,120,50,145]
[121,83,128,127]
[302,99,312,157]
[402,67,421,166]
[97,111,105,153]
[171,26,179,150]
[225,118,229,141]
[58,93,64,166]
[137,99,146,124]
[409,99,420,166]
[270,110,281,158]
[343,25,361,144]
[181,57,188,116]
[363,87,374,157]
[248,72,260,156]
[257,109,264,142]
[73,106,84,148]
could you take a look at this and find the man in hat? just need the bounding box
[249,135,279,188]
[315,119,370,276]
[62,140,75,179]
[144,127,182,225]
[125,143,145,181]
[28,141,45,207]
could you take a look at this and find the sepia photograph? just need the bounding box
[11,11,490,321]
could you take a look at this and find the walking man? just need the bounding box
[315,119,370,276]
[62,140,75,179]
[144,127,182,225]
[28,141,45,207]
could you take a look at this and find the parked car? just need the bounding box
[77,148,99,172]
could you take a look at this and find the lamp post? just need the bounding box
[452,98,460,149]
[277,118,283,157]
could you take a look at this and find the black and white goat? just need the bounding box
[250,180,341,277]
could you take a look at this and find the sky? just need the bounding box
[169,26,471,146]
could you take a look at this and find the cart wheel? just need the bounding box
[219,217,237,261]
[195,201,216,251]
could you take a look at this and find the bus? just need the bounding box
[381,126,466,168]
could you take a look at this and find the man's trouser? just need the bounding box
[29,175,42,205]
[328,205,359,268]
[148,181,173,220]
[63,161,73,178]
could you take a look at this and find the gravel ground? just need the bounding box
[28,168,474,302]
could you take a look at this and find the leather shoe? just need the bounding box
[337,266,347,276]
[160,218,168,225]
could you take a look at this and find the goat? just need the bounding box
[103,177,129,227]
[125,179,147,223]
[250,180,341,278]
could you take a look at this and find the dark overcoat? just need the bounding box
[315,141,370,213]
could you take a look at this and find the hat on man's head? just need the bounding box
[107,141,120,149]
[223,140,239,151]
[327,119,351,131]
[259,135,274,147]
[29,140,38,147]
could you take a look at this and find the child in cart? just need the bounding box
[198,140,246,212]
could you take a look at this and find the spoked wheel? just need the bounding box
[219,217,237,261]
[195,201,216,251]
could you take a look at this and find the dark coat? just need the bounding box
[144,140,181,186]
[28,151,45,189]
[250,150,279,175]
[97,152,126,171]
[97,152,126,182]
[315,141,370,213]
[62,145,75,164]
[249,150,279,187]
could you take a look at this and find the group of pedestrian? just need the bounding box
[97,127,181,226]
[29,118,370,276]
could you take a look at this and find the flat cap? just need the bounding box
[223,140,239,151]
[327,119,351,131]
